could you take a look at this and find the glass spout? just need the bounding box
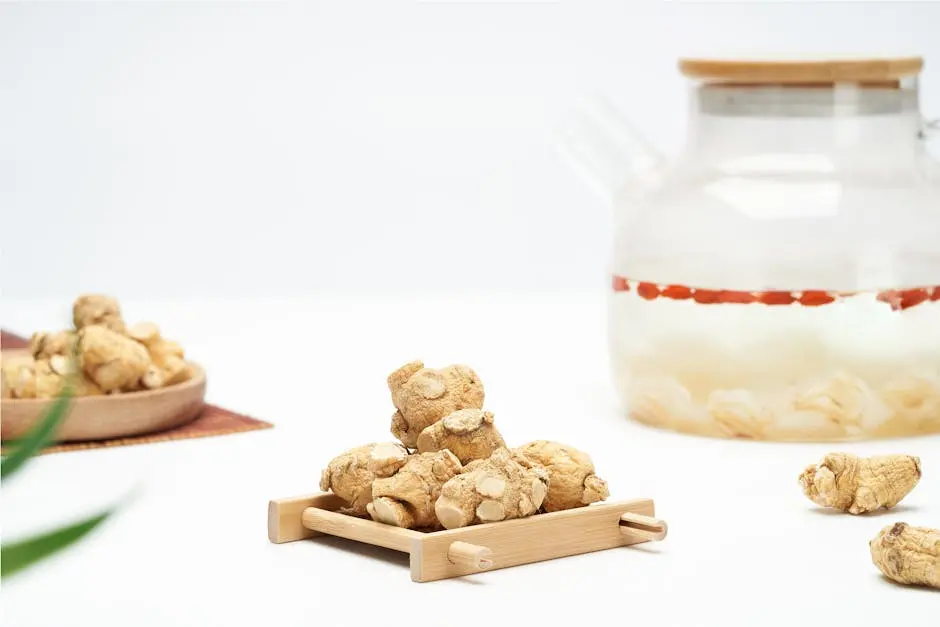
[554,93,664,203]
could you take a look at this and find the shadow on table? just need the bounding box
[807,504,920,518]
[304,536,503,585]
[874,573,939,593]
[313,535,410,568]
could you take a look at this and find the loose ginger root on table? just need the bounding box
[4,294,196,399]
[870,522,940,589]
[317,358,612,531]
[799,452,921,514]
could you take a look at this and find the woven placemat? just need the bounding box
[1,329,273,455]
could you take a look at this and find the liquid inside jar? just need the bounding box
[609,279,940,441]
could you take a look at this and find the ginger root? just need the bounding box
[3,355,102,399]
[416,408,506,464]
[5,294,196,398]
[73,294,126,333]
[434,448,549,529]
[2,354,35,399]
[799,452,921,514]
[511,440,610,512]
[367,449,463,529]
[29,331,77,360]
[129,322,192,389]
[870,522,939,589]
[318,356,617,532]
[32,358,102,398]
[387,360,485,448]
[319,442,410,515]
[78,325,151,393]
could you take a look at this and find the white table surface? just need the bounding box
[2,294,938,626]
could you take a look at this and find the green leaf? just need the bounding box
[1,508,112,579]
[0,388,72,480]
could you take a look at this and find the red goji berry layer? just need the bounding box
[611,276,939,312]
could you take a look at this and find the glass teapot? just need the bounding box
[559,57,940,441]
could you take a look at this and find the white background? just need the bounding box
[2,0,939,299]
[2,3,940,627]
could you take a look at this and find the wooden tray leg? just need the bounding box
[268,493,346,543]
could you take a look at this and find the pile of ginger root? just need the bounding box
[1,294,194,399]
[319,359,611,531]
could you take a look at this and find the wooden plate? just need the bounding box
[1,349,207,443]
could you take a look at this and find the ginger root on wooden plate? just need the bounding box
[799,452,921,514]
[6,294,196,399]
[316,358,612,532]
[128,322,192,389]
[73,294,126,334]
[387,360,484,448]
[870,522,939,589]
[79,325,152,393]
[29,330,78,360]
[435,448,549,529]
[319,442,410,515]
[416,408,506,464]
[368,450,463,529]
[512,440,610,512]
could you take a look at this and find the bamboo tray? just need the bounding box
[268,492,668,582]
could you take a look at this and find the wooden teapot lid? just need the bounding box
[679,56,924,84]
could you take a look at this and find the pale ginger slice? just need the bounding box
[73,294,126,333]
[416,408,506,464]
[29,330,78,360]
[77,325,151,393]
[367,450,463,529]
[511,440,610,512]
[707,389,773,439]
[129,322,184,362]
[140,365,167,390]
[319,443,410,515]
[793,371,890,435]
[387,359,484,448]
[870,522,940,589]
[434,448,549,530]
[880,372,940,429]
[127,321,161,344]
[799,452,921,514]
